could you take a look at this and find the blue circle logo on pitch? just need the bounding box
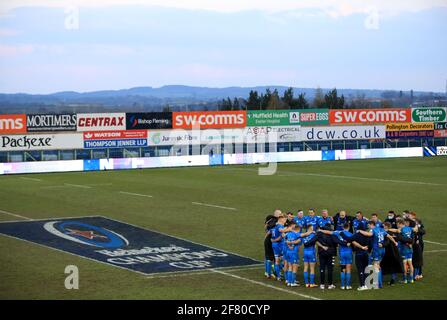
[44,220,129,248]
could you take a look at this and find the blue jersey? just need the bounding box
[371,227,387,250]
[271,224,285,243]
[398,226,413,252]
[293,217,305,231]
[317,216,332,228]
[302,232,317,248]
[400,226,413,240]
[334,230,353,254]
[353,218,368,232]
[285,231,302,252]
[304,216,318,231]
[335,216,349,231]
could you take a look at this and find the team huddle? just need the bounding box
[264,209,425,290]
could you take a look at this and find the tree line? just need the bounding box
[218,87,345,111]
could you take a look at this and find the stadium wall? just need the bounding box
[0,147,427,175]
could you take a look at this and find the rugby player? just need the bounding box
[358,220,398,289]
[271,214,289,281]
[353,211,369,232]
[317,209,333,229]
[301,226,318,288]
[304,209,319,231]
[388,218,418,284]
[284,220,314,287]
[333,210,352,231]
[264,212,278,278]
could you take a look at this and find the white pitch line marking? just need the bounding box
[192,202,237,211]
[119,191,153,198]
[425,249,447,253]
[210,269,321,300]
[145,265,264,280]
[221,167,442,186]
[425,240,447,246]
[19,177,43,182]
[64,183,92,189]
[277,172,442,186]
[0,209,33,221]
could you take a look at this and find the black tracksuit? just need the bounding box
[341,232,372,287]
[264,215,277,261]
[412,220,425,271]
[316,232,338,286]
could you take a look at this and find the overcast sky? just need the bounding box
[0,0,446,94]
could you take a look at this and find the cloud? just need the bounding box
[1,0,446,17]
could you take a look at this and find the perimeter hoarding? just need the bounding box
[246,109,329,127]
[172,111,246,129]
[246,110,290,126]
[386,130,434,139]
[289,109,329,126]
[412,107,447,122]
[386,123,434,131]
[0,114,27,134]
[77,113,126,132]
[147,126,301,146]
[329,109,411,124]
[26,114,77,132]
[125,112,172,130]
[300,125,386,141]
[0,133,83,151]
[83,130,148,149]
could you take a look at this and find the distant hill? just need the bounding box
[0,85,442,114]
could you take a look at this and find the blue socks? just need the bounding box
[275,264,281,278]
[310,273,315,284]
[346,273,351,286]
[340,272,346,287]
[304,271,309,284]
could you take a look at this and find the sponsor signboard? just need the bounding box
[148,129,245,146]
[126,112,172,130]
[386,122,434,131]
[244,126,301,143]
[0,133,83,151]
[437,146,447,156]
[26,114,77,132]
[412,107,447,122]
[83,130,148,149]
[246,109,328,126]
[289,109,329,126]
[329,109,411,124]
[0,114,27,134]
[172,111,246,129]
[246,110,290,126]
[0,216,260,274]
[77,113,126,132]
[434,122,447,130]
[300,125,386,141]
[434,130,447,137]
[386,130,434,139]
[147,127,301,146]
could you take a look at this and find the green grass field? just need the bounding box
[0,157,446,300]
